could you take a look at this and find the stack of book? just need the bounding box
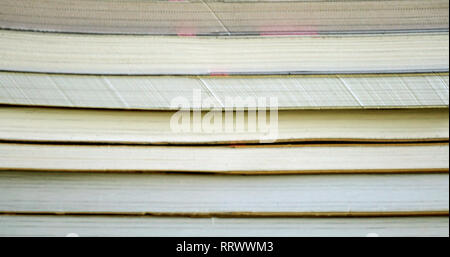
[0,0,448,236]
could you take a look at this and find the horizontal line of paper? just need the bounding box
[0,30,448,75]
[0,171,447,214]
[0,215,447,237]
[0,72,448,109]
[0,107,447,144]
[0,0,447,35]
[0,143,447,173]
[0,215,449,237]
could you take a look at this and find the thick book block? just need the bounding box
[0,215,447,237]
[0,171,448,215]
[0,143,447,173]
[0,0,447,35]
[0,72,448,110]
[0,31,447,75]
[0,107,448,144]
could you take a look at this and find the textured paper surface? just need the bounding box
[0,0,447,237]
[0,107,448,144]
[0,171,448,214]
[0,72,448,109]
[0,0,447,35]
[0,143,447,173]
[0,31,447,75]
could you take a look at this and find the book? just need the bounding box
[0,30,447,75]
[0,0,447,35]
[0,215,449,237]
[0,143,447,173]
[0,72,448,110]
[0,171,447,215]
[0,215,447,237]
[0,107,447,144]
